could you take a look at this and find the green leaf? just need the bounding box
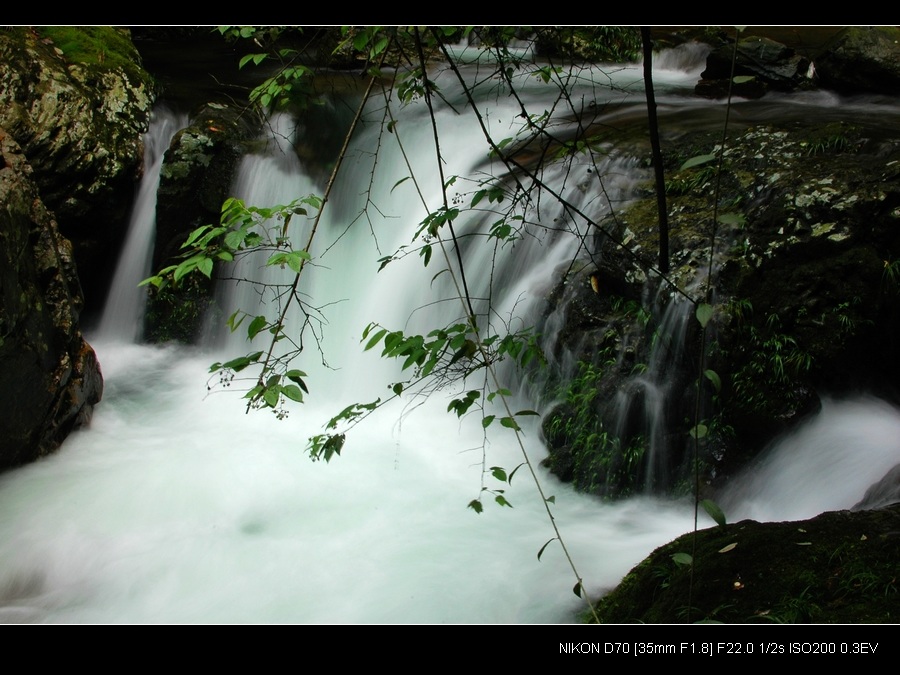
[701,499,727,528]
[267,250,310,273]
[500,416,521,431]
[391,176,410,192]
[507,463,525,484]
[173,257,198,283]
[182,225,211,249]
[733,75,755,84]
[364,328,388,351]
[247,315,267,340]
[281,384,304,402]
[220,351,263,373]
[197,257,214,278]
[239,53,268,68]
[490,466,507,482]
[573,581,583,598]
[467,499,483,514]
[680,153,717,170]
[263,387,280,408]
[671,552,693,567]
[717,212,746,226]
[487,388,512,403]
[227,310,247,333]
[494,494,513,508]
[482,415,495,428]
[545,495,555,504]
[138,275,161,288]
[704,369,722,393]
[696,302,714,328]
[689,423,708,439]
[372,35,389,57]
[537,538,557,561]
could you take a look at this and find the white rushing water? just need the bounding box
[97,107,187,342]
[2,50,899,624]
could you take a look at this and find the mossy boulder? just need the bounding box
[540,117,900,497]
[592,504,900,623]
[144,102,259,343]
[0,27,155,312]
[0,128,102,470]
[814,26,900,95]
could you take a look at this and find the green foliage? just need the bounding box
[680,153,718,171]
[799,123,856,156]
[671,552,693,567]
[883,257,900,293]
[35,26,142,73]
[360,320,543,384]
[666,165,716,196]
[217,26,324,110]
[142,195,320,292]
[143,195,322,415]
[700,499,726,528]
[762,586,822,624]
[732,312,814,415]
[533,26,642,62]
[545,358,647,497]
[695,303,715,329]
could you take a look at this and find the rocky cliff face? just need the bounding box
[0,27,153,470]
[539,112,900,499]
[0,27,154,313]
[0,129,103,469]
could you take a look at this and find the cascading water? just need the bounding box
[719,395,900,522]
[96,106,188,342]
[1,45,899,624]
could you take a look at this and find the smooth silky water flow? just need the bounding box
[2,47,900,624]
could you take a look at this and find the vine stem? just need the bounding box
[250,60,383,407]
[412,28,600,621]
[434,36,696,307]
[687,25,742,622]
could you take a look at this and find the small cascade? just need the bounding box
[534,232,725,498]
[610,285,699,492]
[217,113,315,326]
[720,396,900,521]
[652,41,711,75]
[96,106,187,343]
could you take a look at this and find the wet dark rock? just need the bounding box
[593,503,900,623]
[698,36,812,98]
[814,26,900,96]
[540,119,900,498]
[0,128,102,470]
[144,101,260,344]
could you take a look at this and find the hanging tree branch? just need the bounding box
[641,26,669,274]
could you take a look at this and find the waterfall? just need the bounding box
[96,106,187,342]
[720,396,900,522]
[1,50,898,624]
